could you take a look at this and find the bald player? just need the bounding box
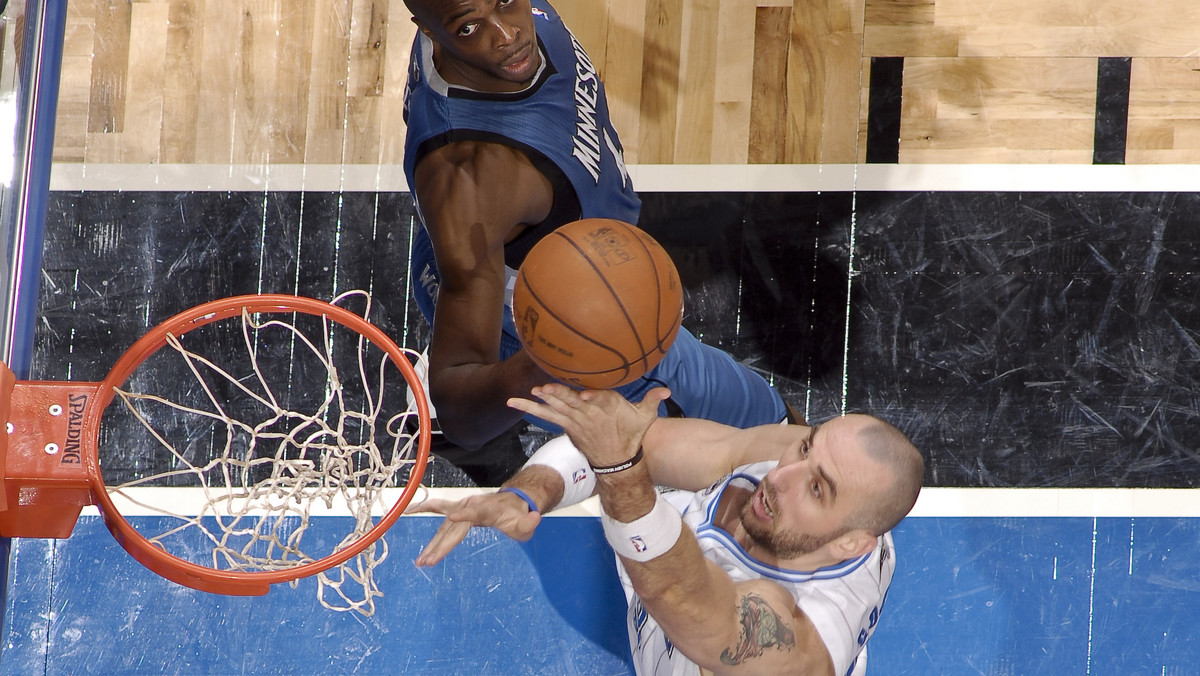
[411,384,924,675]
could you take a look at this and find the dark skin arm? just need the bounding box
[413,140,559,449]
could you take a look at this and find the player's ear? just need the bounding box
[831,530,876,560]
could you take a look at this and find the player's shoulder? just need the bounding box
[413,141,553,238]
[419,139,536,172]
[414,140,544,201]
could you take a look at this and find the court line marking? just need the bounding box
[52,164,1200,520]
[78,487,1200,519]
[49,163,1200,193]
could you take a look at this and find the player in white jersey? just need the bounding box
[625,465,895,676]
[411,384,923,675]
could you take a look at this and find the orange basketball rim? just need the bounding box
[0,294,431,596]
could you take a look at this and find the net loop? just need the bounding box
[101,291,427,615]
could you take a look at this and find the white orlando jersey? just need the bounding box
[616,461,896,676]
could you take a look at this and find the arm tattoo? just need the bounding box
[720,592,797,666]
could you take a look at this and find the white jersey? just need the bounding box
[617,461,895,676]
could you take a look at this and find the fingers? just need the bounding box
[410,496,485,567]
[414,508,540,567]
[404,498,455,516]
[413,497,495,566]
[507,384,587,427]
[510,384,671,421]
[506,394,555,420]
[529,383,587,412]
[642,386,672,405]
[414,518,473,567]
[411,493,544,567]
[635,387,671,414]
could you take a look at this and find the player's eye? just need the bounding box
[811,480,822,499]
[457,22,478,36]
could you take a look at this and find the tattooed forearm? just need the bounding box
[720,593,797,666]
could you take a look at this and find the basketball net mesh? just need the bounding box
[101,292,426,616]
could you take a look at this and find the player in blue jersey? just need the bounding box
[401,0,791,481]
[411,384,925,675]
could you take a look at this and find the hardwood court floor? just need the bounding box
[50,0,1200,166]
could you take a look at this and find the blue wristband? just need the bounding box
[497,487,539,513]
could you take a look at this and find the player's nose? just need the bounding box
[491,18,519,46]
[768,455,811,489]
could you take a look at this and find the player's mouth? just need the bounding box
[500,42,535,78]
[754,485,776,521]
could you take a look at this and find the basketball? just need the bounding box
[513,218,684,389]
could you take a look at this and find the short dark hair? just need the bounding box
[403,0,433,26]
[846,416,924,536]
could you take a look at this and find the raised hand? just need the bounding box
[406,492,542,567]
[507,384,670,469]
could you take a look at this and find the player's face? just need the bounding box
[740,417,884,560]
[415,0,542,92]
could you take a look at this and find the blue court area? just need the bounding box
[4,512,1198,674]
[3,515,634,675]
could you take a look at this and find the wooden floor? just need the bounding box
[49,0,1200,165]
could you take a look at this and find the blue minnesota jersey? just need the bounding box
[402,0,640,229]
[401,0,787,431]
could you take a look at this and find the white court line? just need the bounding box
[49,164,409,193]
[907,488,1200,518]
[629,164,1200,193]
[49,163,1200,193]
[53,164,1200,521]
[80,487,605,519]
[79,487,1200,519]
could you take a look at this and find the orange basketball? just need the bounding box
[513,218,684,389]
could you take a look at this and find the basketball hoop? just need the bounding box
[0,292,431,614]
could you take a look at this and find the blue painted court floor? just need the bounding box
[3,514,1199,674]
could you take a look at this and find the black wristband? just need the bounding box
[589,446,644,475]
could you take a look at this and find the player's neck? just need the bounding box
[720,490,853,572]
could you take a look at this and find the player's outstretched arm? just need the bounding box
[509,384,810,492]
[412,141,557,450]
[507,385,669,473]
[406,464,565,567]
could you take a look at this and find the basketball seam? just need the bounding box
[553,230,653,374]
[516,272,635,380]
[629,230,679,355]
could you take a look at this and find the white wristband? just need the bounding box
[524,435,596,509]
[601,495,683,563]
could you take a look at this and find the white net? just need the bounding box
[99,292,427,616]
